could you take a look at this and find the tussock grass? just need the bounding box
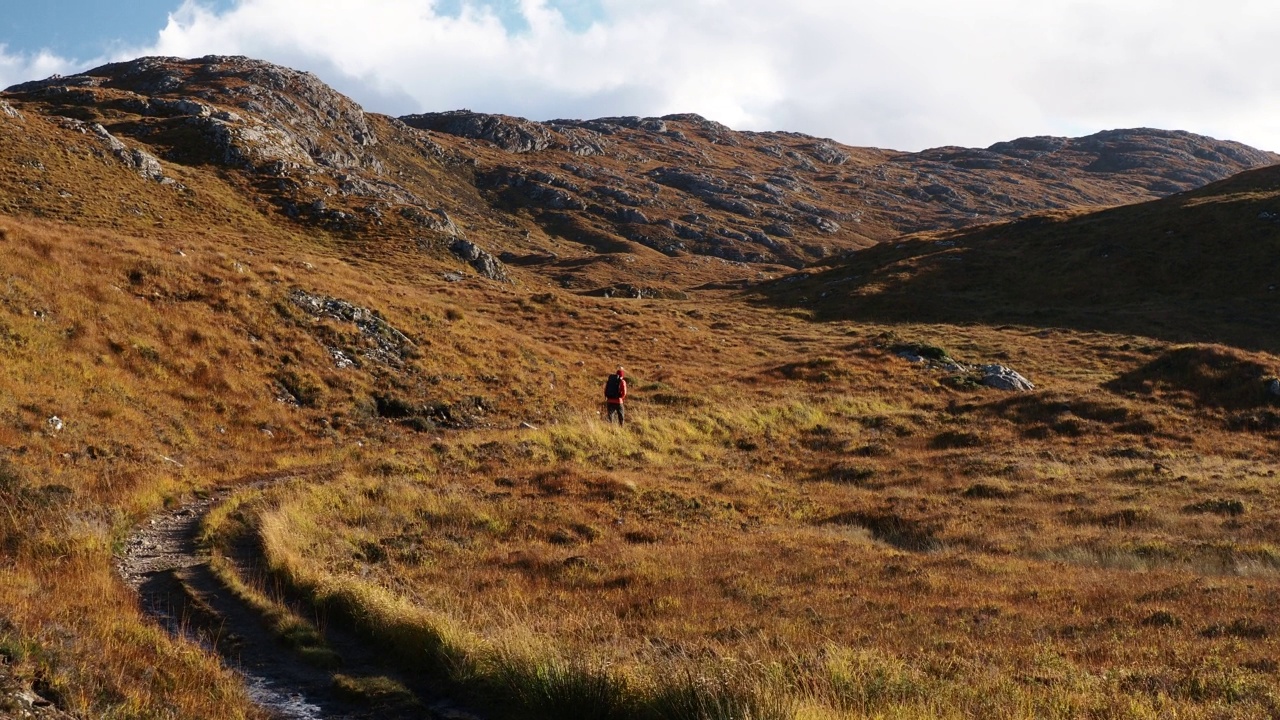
[217,391,1280,718]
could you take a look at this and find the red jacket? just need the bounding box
[605,373,627,404]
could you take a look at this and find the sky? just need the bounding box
[1,0,1278,153]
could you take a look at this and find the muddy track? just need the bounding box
[116,467,479,720]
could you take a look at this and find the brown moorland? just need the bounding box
[0,56,1277,719]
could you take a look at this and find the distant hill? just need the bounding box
[757,163,1280,351]
[2,55,1275,295]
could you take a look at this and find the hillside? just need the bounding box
[760,163,1280,351]
[3,55,1275,289]
[1,55,1280,720]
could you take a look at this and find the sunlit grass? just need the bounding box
[2,192,1280,719]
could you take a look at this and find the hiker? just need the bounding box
[604,366,627,425]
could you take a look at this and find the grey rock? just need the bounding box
[63,120,168,181]
[553,115,668,135]
[526,183,586,210]
[186,115,311,169]
[594,185,647,207]
[718,227,751,242]
[402,110,554,153]
[707,196,759,218]
[1266,378,1280,397]
[450,239,509,282]
[672,224,705,241]
[809,216,841,234]
[650,167,736,197]
[764,222,795,238]
[0,99,23,120]
[289,288,415,365]
[660,113,732,133]
[786,150,818,172]
[148,97,216,117]
[328,347,357,369]
[401,207,461,237]
[923,183,959,199]
[483,168,588,210]
[613,207,650,224]
[565,135,608,157]
[979,364,1035,391]
[810,142,850,165]
[754,181,788,199]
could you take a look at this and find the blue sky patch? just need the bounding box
[1,0,233,57]
[434,0,603,34]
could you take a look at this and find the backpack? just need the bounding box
[604,374,622,400]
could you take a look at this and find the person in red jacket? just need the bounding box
[604,366,627,425]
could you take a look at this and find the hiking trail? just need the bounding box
[116,467,479,720]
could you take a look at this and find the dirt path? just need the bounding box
[116,468,478,720]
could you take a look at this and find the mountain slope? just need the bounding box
[759,163,1280,350]
[4,55,1274,288]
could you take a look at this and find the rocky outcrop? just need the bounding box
[991,128,1276,192]
[401,111,555,153]
[449,239,509,282]
[2,56,470,244]
[9,56,381,174]
[4,54,1276,277]
[0,99,22,120]
[288,288,415,365]
[57,118,168,182]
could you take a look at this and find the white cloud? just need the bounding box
[0,46,84,93]
[4,0,1280,152]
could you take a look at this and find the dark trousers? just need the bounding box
[606,402,624,425]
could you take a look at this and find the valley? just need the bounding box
[0,56,1278,719]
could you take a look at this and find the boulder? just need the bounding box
[980,364,1035,391]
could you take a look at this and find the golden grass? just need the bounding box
[216,366,1280,718]
[2,188,1280,718]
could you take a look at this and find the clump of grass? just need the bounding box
[331,674,420,709]
[646,668,794,720]
[930,429,984,449]
[488,654,633,720]
[961,481,1015,499]
[816,462,876,486]
[1182,498,1246,516]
